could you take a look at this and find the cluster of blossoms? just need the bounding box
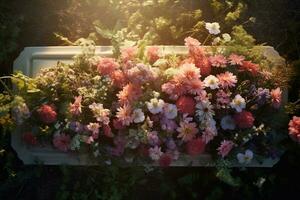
[11,36,287,167]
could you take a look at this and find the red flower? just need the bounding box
[113,118,125,130]
[22,132,37,145]
[240,61,259,75]
[37,104,57,124]
[234,111,255,129]
[288,116,300,143]
[176,96,196,116]
[103,124,113,138]
[186,138,206,156]
[159,153,172,167]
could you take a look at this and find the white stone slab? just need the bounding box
[12,46,284,166]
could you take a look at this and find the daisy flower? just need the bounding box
[116,104,133,126]
[195,100,215,121]
[177,120,199,142]
[217,72,237,89]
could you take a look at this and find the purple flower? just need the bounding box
[69,121,83,133]
[160,117,178,133]
[147,131,160,146]
[256,88,270,105]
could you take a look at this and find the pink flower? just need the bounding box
[113,118,126,130]
[97,57,119,76]
[110,70,127,88]
[89,103,110,124]
[234,111,255,129]
[186,138,206,156]
[209,55,227,67]
[22,132,37,145]
[186,79,204,95]
[240,61,259,75]
[116,104,133,126]
[86,122,100,139]
[178,63,201,81]
[216,90,231,107]
[176,96,196,116]
[217,140,234,158]
[184,36,201,47]
[121,46,138,62]
[147,46,160,63]
[270,87,282,109]
[159,153,172,167]
[37,104,57,124]
[126,63,157,84]
[289,116,300,143]
[103,124,113,138]
[177,120,199,142]
[229,54,245,65]
[69,96,82,116]
[202,127,217,144]
[149,146,163,161]
[117,83,142,106]
[217,72,237,88]
[53,133,70,152]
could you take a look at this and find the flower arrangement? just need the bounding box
[0,31,290,167]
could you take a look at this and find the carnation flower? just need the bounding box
[270,87,282,109]
[132,108,145,123]
[228,54,245,65]
[234,111,255,129]
[163,103,178,119]
[240,61,259,75]
[22,132,37,145]
[209,55,227,68]
[237,150,254,164]
[205,22,221,35]
[97,57,119,76]
[195,100,215,121]
[159,153,172,167]
[147,46,160,63]
[204,75,219,89]
[37,104,57,124]
[217,140,234,158]
[221,115,236,130]
[147,98,165,114]
[217,72,237,89]
[288,116,300,143]
[89,103,110,124]
[230,94,246,112]
[149,146,163,161]
[116,104,133,126]
[177,120,199,142]
[176,96,196,115]
[69,96,82,116]
[186,138,206,156]
[53,133,70,152]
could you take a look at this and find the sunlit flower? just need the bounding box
[132,108,145,123]
[116,104,133,126]
[121,46,137,62]
[237,150,254,164]
[270,87,282,109]
[209,55,227,68]
[89,103,110,124]
[69,96,82,116]
[149,146,163,161]
[184,36,201,47]
[97,57,119,76]
[163,103,178,119]
[230,94,246,112]
[53,133,70,152]
[217,72,237,89]
[288,116,300,143]
[177,120,199,142]
[228,54,245,65]
[204,75,219,89]
[117,83,142,106]
[205,22,221,35]
[147,98,165,114]
[221,115,236,130]
[217,140,234,158]
[195,100,215,121]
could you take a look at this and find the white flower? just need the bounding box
[163,103,178,119]
[221,115,236,130]
[205,22,221,35]
[237,150,254,164]
[149,146,163,161]
[196,100,215,121]
[132,108,145,123]
[146,98,165,114]
[222,33,231,42]
[230,94,246,112]
[212,37,221,45]
[204,75,219,89]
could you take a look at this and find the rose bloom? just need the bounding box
[288,116,300,143]
[37,104,57,124]
[22,132,37,145]
[176,96,196,115]
[159,153,173,167]
[53,133,71,152]
[270,87,282,109]
[234,111,255,129]
[186,138,206,156]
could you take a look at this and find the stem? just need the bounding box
[0,79,13,96]
[202,34,211,45]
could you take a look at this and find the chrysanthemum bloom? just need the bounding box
[217,140,234,158]
[230,94,246,112]
[288,116,300,143]
[237,150,254,164]
[177,63,201,81]
[228,54,245,65]
[22,132,37,145]
[121,46,138,62]
[240,61,259,75]
[159,153,172,167]
[234,111,255,129]
[97,57,119,76]
[176,96,196,116]
[149,146,163,161]
[204,75,219,89]
[116,104,133,126]
[89,103,110,124]
[205,22,221,35]
[53,133,71,152]
[202,127,217,144]
[177,120,199,142]
[209,55,227,68]
[186,138,206,156]
[217,72,237,89]
[147,46,160,63]
[117,83,142,106]
[270,87,282,109]
[69,96,82,116]
[37,104,57,124]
